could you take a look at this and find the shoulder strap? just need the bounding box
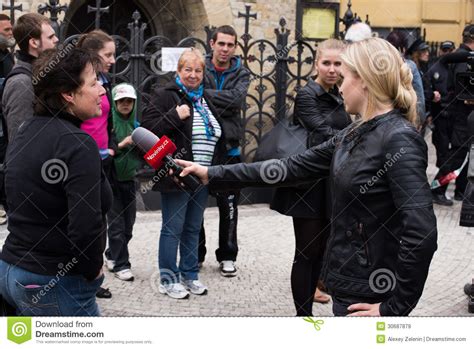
[0,65,32,152]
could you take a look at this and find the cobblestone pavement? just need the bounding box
[1,134,473,316]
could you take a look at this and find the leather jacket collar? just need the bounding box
[306,78,343,104]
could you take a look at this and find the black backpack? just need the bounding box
[0,65,32,205]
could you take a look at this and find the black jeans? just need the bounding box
[199,156,240,263]
[106,180,136,272]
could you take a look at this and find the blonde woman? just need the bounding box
[270,39,350,316]
[142,49,226,299]
[176,38,437,316]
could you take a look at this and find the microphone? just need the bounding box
[131,127,201,191]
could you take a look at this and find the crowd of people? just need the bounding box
[0,11,472,316]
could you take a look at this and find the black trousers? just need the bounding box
[432,115,453,169]
[291,217,330,316]
[199,156,240,263]
[106,180,136,272]
[432,146,469,196]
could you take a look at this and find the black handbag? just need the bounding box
[254,117,308,162]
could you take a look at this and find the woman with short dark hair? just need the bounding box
[0,48,112,316]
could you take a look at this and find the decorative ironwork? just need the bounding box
[53,4,318,161]
[38,0,68,38]
[87,0,110,30]
[340,0,362,37]
[238,5,257,44]
[2,0,23,24]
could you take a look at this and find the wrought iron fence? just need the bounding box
[62,5,318,162]
[5,1,319,162]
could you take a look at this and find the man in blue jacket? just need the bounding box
[199,25,250,277]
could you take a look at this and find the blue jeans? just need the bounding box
[0,260,104,316]
[159,187,209,284]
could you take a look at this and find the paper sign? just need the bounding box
[161,47,189,72]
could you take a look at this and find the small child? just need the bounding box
[105,83,140,281]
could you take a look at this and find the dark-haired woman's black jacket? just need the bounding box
[207,110,438,316]
[141,80,227,192]
[2,111,113,280]
[270,79,351,218]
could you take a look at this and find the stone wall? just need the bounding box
[2,1,299,43]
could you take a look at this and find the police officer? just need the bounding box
[439,40,455,56]
[432,25,474,205]
[427,42,453,175]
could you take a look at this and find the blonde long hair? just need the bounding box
[340,37,417,125]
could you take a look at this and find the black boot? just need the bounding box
[464,281,474,313]
[96,287,112,299]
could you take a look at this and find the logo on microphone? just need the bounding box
[41,159,69,184]
[145,139,169,161]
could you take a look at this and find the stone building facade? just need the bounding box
[2,0,298,44]
[3,1,472,44]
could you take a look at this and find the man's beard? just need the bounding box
[0,35,16,49]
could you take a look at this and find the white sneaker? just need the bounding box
[104,257,115,272]
[114,269,134,281]
[158,283,190,299]
[219,260,237,277]
[182,279,208,295]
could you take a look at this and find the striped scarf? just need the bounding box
[175,75,215,140]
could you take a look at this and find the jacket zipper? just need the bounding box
[357,222,371,266]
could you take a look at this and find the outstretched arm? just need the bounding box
[177,132,341,189]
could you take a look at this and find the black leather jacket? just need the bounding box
[295,79,351,147]
[208,110,438,316]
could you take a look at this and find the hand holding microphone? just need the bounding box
[174,159,209,185]
[131,127,201,191]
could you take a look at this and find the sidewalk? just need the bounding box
[1,134,473,316]
[97,132,473,316]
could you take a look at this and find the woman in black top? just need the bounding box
[0,48,112,316]
[271,39,351,316]
[176,38,437,316]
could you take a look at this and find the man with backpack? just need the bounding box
[1,13,58,143]
[0,14,58,223]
